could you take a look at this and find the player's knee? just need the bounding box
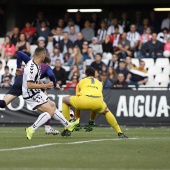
[62,96,70,104]
[102,108,110,115]
[0,100,6,108]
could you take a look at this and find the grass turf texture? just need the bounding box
[0,127,170,170]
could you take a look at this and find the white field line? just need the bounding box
[0,138,138,152]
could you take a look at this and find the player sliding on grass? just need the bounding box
[23,47,77,139]
[0,51,60,135]
[61,67,128,138]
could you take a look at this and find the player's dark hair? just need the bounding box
[34,47,46,56]
[43,57,51,64]
[85,67,95,77]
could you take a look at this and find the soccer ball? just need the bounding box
[163,50,170,58]
[70,109,75,121]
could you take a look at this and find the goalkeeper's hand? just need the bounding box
[74,123,82,131]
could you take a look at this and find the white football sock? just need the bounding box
[31,112,51,130]
[52,109,70,127]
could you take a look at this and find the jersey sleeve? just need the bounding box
[46,67,57,86]
[17,51,31,68]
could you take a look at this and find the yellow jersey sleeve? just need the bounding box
[77,77,103,98]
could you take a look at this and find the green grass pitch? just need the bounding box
[0,126,170,170]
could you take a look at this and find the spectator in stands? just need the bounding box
[138,26,152,52]
[141,32,164,58]
[115,59,129,79]
[1,66,13,84]
[74,11,84,30]
[89,37,103,55]
[157,27,170,44]
[102,35,113,55]
[82,46,95,71]
[116,32,132,59]
[126,60,148,88]
[64,18,80,33]
[127,24,140,57]
[74,32,84,50]
[125,56,135,71]
[51,18,64,35]
[52,59,67,86]
[50,46,64,66]
[90,12,100,36]
[67,46,83,70]
[119,12,131,32]
[32,11,49,29]
[104,11,114,27]
[137,18,153,35]
[163,37,170,58]
[68,25,77,43]
[63,47,73,64]
[68,64,81,81]
[15,33,30,56]
[1,35,15,60]
[36,36,49,57]
[9,27,20,46]
[81,20,95,43]
[90,53,106,74]
[0,75,12,88]
[46,33,54,56]
[64,75,79,90]
[37,20,51,42]
[113,73,128,88]
[108,66,117,85]
[97,20,107,44]
[149,10,160,34]
[99,72,112,88]
[132,11,143,29]
[53,26,64,47]
[108,53,119,69]
[94,69,100,80]
[107,17,124,35]
[63,12,70,27]
[161,12,170,30]
[110,26,121,53]
[21,21,36,44]
[59,32,73,55]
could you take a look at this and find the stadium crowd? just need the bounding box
[0,10,170,89]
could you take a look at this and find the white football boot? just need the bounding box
[45,125,60,135]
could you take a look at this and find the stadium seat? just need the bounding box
[7,59,17,76]
[62,66,70,72]
[155,58,169,69]
[162,66,170,75]
[30,45,38,57]
[146,74,154,85]
[141,58,154,70]
[147,66,162,75]
[131,58,139,67]
[102,59,109,65]
[154,73,170,85]
[0,37,5,44]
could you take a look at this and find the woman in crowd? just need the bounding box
[67,46,83,70]
[1,35,15,60]
[107,66,117,85]
[15,33,30,56]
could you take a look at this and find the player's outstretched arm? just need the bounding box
[46,68,57,87]
[17,51,31,68]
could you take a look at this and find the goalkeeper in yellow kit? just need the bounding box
[61,67,128,138]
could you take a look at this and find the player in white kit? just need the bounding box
[23,47,76,139]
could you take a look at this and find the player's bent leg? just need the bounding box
[25,102,53,139]
[102,107,128,138]
[62,96,71,121]
[44,99,60,135]
[0,94,17,108]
